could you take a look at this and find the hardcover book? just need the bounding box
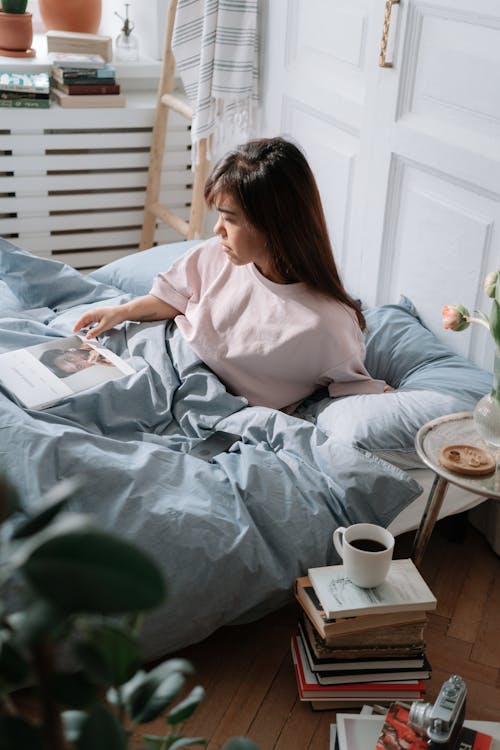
[51,65,116,84]
[48,52,107,69]
[300,612,426,658]
[297,629,431,686]
[295,576,428,642]
[54,82,120,96]
[46,30,113,62]
[51,88,126,109]
[0,72,50,94]
[297,621,426,673]
[291,635,425,701]
[375,702,494,750]
[307,558,436,619]
[0,335,134,410]
[0,98,50,109]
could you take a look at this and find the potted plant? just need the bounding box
[0,0,35,58]
[0,475,259,749]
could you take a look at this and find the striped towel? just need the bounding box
[172,0,259,166]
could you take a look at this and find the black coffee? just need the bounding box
[349,538,387,553]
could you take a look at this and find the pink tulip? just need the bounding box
[442,304,470,332]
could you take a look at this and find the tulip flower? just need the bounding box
[442,304,470,332]
[443,270,500,353]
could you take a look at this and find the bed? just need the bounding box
[0,237,492,660]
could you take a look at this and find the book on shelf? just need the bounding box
[300,612,426,659]
[0,90,50,100]
[48,52,107,69]
[53,82,121,96]
[51,88,126,109]
[295,576,428,643]
[0,97,50,109]
[291,634,425,702]
[46,30,113,62]
[307,558,436,620]
[374,701,494,750]
[0,71,50,95]
[51,65,116,84]
[0,335,134,410]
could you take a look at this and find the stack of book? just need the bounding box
[292,558,437,711]
[49,52,125,109]
[0,72,50,109]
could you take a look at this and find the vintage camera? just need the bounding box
[408,675,466,746]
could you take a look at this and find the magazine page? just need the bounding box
[0,335,134,409]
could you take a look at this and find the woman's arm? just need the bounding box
[73,294,181,339]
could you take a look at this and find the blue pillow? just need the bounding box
[295,298,492,468]
[89,240,199,296]
[364,297,491,399]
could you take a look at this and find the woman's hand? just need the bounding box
[383,384,395,392]
[73,305,128,339]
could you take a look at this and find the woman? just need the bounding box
[73,137,387,410]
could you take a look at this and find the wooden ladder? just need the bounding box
[140,0,210,250]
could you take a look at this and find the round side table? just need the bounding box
[411,411,500,567]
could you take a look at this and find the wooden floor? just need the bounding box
[131,519,500,750]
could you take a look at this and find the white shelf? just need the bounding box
[0,34,162,89]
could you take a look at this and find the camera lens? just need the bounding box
[408,701,433,735]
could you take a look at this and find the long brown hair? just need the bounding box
[204,137,365,329]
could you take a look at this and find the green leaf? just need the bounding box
[49,671,98,709]
[76,705,127,750]
[168,737,207,750]
[107,669,147,705]
[128,671,185,724]
[62,710,87,743]
[149,658,194,681]
[21,528,166,614]
[222,739,260,750]
[11,477,82,540]
[8,599,64,647]
[0,715,44,750]
[0,633,29,686]
[167,685,205,725]
[79,623,142,686]
[141,737,167,750]
[489,299,500,351]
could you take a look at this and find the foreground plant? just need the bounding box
[0,475,258,750]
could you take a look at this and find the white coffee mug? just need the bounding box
[332,523,395,588]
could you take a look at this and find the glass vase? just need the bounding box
[473,350,500,451]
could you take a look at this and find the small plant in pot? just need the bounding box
[0,0,35,58]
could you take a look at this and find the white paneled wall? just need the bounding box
[0,93,193,270]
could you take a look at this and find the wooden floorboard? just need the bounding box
[127,521,500,749]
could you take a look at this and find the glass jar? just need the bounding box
[473,350,500,451]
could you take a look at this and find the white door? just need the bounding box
[261,0,500,370]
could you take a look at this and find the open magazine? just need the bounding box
[0,335,135,409]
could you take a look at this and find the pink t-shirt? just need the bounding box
[150,237,385,410]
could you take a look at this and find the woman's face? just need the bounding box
[213,192,281,281]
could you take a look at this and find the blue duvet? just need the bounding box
[0,239,422,659]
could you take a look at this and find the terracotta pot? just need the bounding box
[38,0,102,34]
[0,11,33,56]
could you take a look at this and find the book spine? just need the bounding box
[0,91,50,100]
[0,85,49,94]
[61,84,121,95]
[0,98,50,109]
